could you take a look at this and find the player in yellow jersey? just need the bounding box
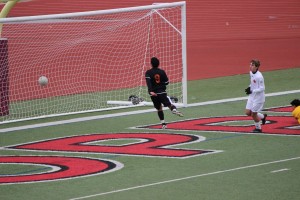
[290,99,300,124]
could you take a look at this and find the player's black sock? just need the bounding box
[170,105,176,111]
[158,110,164,120]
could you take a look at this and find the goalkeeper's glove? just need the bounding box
[245,87,252,95]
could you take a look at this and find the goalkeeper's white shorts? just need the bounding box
[246,98,264,113]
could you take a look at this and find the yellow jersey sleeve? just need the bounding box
[292,106,300,124]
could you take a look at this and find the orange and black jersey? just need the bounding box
[145,68,169,94]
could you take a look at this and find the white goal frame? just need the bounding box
[0,1,187,123]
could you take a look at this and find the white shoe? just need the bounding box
[162,123,167,129]
[172,110,183,117]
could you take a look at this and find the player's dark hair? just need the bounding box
[151,57,160,68]
[290,99,300,107]
[250,59,260,68]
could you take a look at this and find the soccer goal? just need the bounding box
[0,1,187,123]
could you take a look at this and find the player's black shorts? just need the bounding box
[150,93,172,110]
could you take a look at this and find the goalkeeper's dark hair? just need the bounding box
[290,99,300,107]
[250,59,260,68]
[151,57,160,68]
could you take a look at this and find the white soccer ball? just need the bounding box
[38,76,48,86]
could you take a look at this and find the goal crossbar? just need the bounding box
[0,1,186,23]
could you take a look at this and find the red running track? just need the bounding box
[1,0,300,80]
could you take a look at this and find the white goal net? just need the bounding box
[0,1,187,123]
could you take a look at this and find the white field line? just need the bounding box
[270,168,290,173]
[69,156,300,200]
[1,90,299,133]
[188,89,300,107]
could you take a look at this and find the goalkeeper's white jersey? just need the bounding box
[249,70,265,103]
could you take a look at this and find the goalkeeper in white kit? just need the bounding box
[245,59,267,133]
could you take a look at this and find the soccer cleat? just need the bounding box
[162,123,167,129]
[172,109,184,117]
[261,114,267,125]
[252,128,262,133]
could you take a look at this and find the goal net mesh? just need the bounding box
[0,2,185,123]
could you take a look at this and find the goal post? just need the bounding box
[0,0,20,117]
[0,1,187,123]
